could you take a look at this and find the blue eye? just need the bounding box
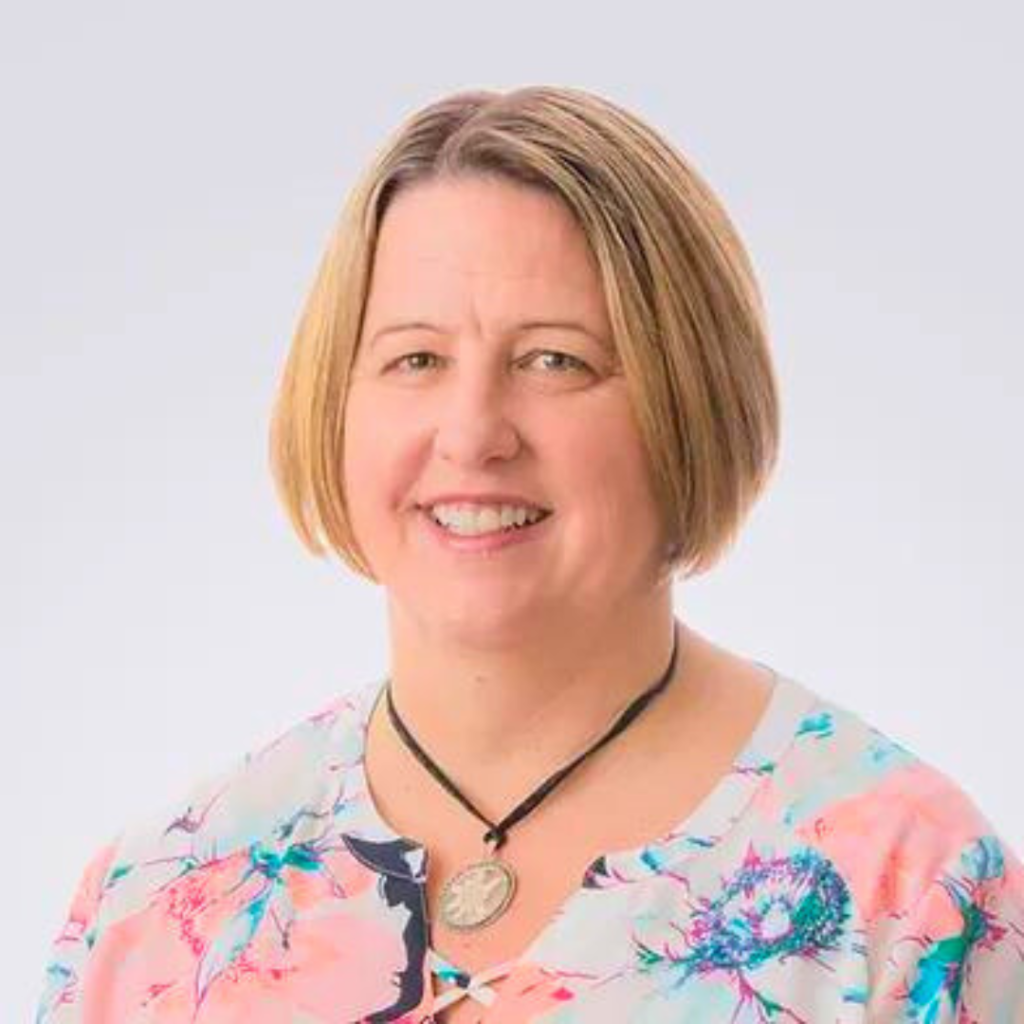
[524,350,591,374]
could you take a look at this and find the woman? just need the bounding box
[39,85,1024,1022]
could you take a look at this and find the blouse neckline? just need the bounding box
[335,662,819,1001]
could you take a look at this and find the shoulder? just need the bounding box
[755,677,1024,1014]
[87,676,382,931]
[762,675,1024,928]
[37,676,434,1021]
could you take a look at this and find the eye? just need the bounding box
[520,350,592,375]
[384,349,593,376]
[387,351,442,374]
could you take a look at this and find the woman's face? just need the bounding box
[343,175,669,644]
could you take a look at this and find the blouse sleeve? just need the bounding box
[36,838,120,1023]
[867,832,1024,1021]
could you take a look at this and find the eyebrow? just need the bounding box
[368,319,611,350]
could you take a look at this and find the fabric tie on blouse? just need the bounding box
[428,949,517,1010]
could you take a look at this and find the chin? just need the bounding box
[411,595,552,649]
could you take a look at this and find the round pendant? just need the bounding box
[438,858,517,931]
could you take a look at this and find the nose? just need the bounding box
[433,361,521,468]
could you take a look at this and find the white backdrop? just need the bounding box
[4,3,1021,1014]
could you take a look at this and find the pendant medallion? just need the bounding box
[438,858,517,931]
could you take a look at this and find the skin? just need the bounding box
[341,175,775,1005]
[343,173,681,793]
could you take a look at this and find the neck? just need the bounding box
[377,592,682,802]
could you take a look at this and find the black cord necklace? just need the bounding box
[382,618,683,931]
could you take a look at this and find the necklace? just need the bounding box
[382,618,683,932]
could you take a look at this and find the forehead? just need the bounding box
[366,176,607,319]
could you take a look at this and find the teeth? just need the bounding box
[429,503,547,536]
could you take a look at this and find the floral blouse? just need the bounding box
[38,668,1024,1022]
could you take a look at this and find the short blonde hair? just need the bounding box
[269,85,780,581]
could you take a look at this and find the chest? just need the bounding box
[420,775,719,1021]
[424,846,595,1023]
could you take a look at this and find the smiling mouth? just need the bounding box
[423,506,554,538]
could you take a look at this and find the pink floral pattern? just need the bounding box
[38,671,1024,1021]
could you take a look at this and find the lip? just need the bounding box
[416,492,553,513]
[418,506,554,554]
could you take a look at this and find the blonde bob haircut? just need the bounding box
[269,85,780,582]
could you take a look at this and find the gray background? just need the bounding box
[4,2,1021,1012]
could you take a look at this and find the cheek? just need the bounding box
[342,392,418,518]
[558,411,660,534]
[570,406,653,491]
[342,398,367,484]
[595,455,659,531]
[342,394,390,519]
